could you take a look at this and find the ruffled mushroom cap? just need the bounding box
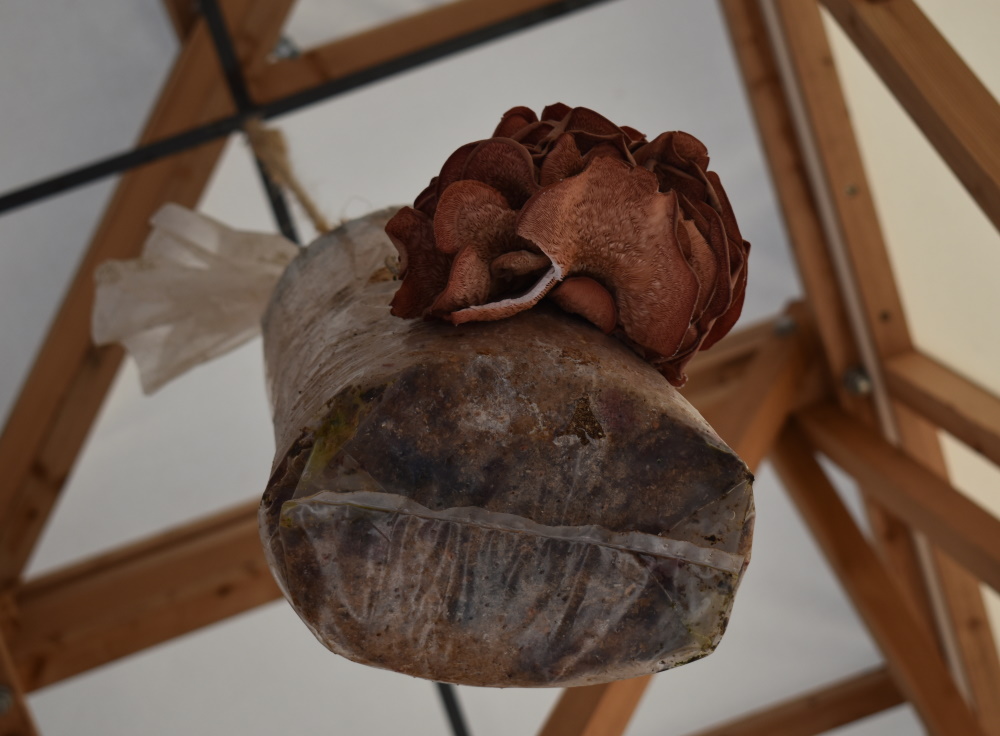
[386,207,451,319]
[386,104,750,386]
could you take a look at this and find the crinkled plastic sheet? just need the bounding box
[259,210,755,687]
[92,204,300,393]
[278,488,748,686]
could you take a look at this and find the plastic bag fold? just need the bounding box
[92,204,299,393]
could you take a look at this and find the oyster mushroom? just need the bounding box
[386,104,750,386]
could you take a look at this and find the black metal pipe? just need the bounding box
[252,156,300,244]
[206,7,467,734]
[0,115,241,214]
[0,0,614,217]
[201,0,300,243]
[436,683,472,736]
[199,0,254,112]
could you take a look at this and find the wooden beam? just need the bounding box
[799,403,1000,594]
[772,426,987,736]
[765,0,1000,725]
[933,552,1000,729]
[719,0,938,633]
[712,305,816,471]
[0,633,37,736]
[248,0,581,103]
[892,401,1000,731]
[693,360,829,439]
[819,0,1000,233]
[885,351,1000,469]
[683,315,793,409]
[162,0,201,39]
[687,315,777,375]
[684,310,832,435]
[718,0,862,405]
[537,678,650,736]
[685,666,902,736]
[770,0,908,359]
[537,312,815,736]
[4,501,279,692]
[0,0,296,590]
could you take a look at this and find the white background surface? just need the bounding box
[1,0,996,733]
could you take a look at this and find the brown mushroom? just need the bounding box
[460,138,539,208]
[516,156,700,363]
[490,250,551,279]
[386,207,453,318]
[549,277,618,334]
[428,180,523,314]
[387,104,749,384]
[539,133,584,186]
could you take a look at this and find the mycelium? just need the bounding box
[258,104,755,688]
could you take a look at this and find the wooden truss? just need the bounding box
[1,0,999,733]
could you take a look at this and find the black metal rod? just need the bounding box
[253,156,300,243]
[199,0,254,112]
[201,0,300,243]
[207,5,458,730]
[0,115,242,213]
[0,0,614,217]
[436,683,471,736]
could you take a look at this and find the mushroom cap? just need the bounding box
[387,104,750,385]
[386,207,452,318]
[517,157,700,359]
[549,277,618,334]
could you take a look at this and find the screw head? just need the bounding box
[843,366,873,395]
[271,36,300,60]
[773,314,797,336]
[0,685,14,715]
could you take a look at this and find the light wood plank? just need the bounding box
[683,315,793,409]
[891,400,1000,730]
[719,0,938,630]
[686,666,902,736]
[799,403,1000,594]
[718,0,861,402]
[685,311,831,439]
[771,0,908,359]
[933,550,1000,727]
[772,426,986,736]
[712,305,816,471]
[161,0,200,38]
[537,678,650,736]
[767,0,1000,725]
[0,0,296,590]
[249,0,582,103]
[537,312,815,736]
[886,351,1000,469]
[0,633,37,736]
[687,315,777,374]
[6,501,279,692]
[820,0,1000,233]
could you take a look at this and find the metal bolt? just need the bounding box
[271,36,300,60]
[773,314,797,336]
[843,366,873,395]
[0,685,14,716]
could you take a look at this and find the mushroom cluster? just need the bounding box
[385,103,750,386]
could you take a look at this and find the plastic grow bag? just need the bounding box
[259,209,754,687]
